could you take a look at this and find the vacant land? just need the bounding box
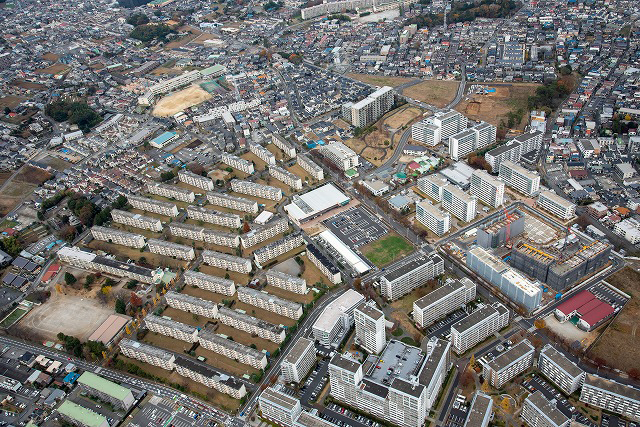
[347,73,413,88]
[0,96,25,110]
[588,267,640,373]
[403,80,460,108]
[0,165,53,216]
[34,64,70,75]
[38,155,74,172]
[361,234,414,267]
[152,85,212,117]
[384,107,423,129]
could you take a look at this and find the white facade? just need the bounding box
[184,270,236,296]
[186,205,242,228]
[165,291,218,318]
[522,391,570,427]
[253,233,304,265]
[451,302,509,354]
[110,209,163,232]
[90,226,146,248]
[441,185,477,223]
[272,134,297,158]
[343,86,394,128]
[197,330,267,370]
[178,170,214,191]
[537,190,576,220]
[217,307,286,343]
[127,194,179,217]
[580,375,640,421]
[538,344,585,395]
[498,160,541,196]
[221,153,255,174]
[202,250,252,273]
[412,119,441,146]
[613,218,640,244]
[354,301,386,354]
[470,169,505,208]
[144,314,200,343]
[433,110,468,142]
[380,254,445,301]
[147,182,195,203]
[147,238,195,260]
[269,165,303,190]
[266,269,307,294]
[312,289,364,347]
[249,143,277,166]
[241,217,289,248]
[237,287,303,320]
[416,200,451,236]
[482,340,534,388]
[297,153,324,181]
[319,141,360,171]
[282,338,316,384]
[259,386,303,426]
[119,339,175,370]
[413,278,476,328]
[206,191,259,213]
[231,179,282,201]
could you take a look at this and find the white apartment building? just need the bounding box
[164,291,219,318]
[183,270,236,296]
[266,269,307,294]
[254,233,304,265]
[231,179,282,201]
[221,153,255,174]
[197,330,267,370]
[312,289,365,347]
[144,314,199,343]
[281,337,316,384]
[498,160,541,196]
[110,209,163,232]
[206,192,259,213]
[522,391,570,427]
[173,356,246,399]
[413,278,476,328]
[217,306,286,343]
[538,344,585,395]
[451,302,509,354]
[449,128,477,161]
[272,134,296,158]
[259,386,303,427]
[269,165,303,190]
[464,392,493,427]
[90,226,146,248]
[202,250,252,273]
[249,143,276,166]
[416,200,451,236]
[127,194,179,217]
[76,372,135,410]
[146,182,195,203]
[147,238,195,260]
[580,375,640,421]
[178,170,214,191]
[485,131,543,172]
[186,205,241,228]
[342,86,394,128]
[169,223,240,248]
[354,301,386,354]
[119,339,175,370]
[537,190,576,220]
[433,110,468,142]
[474,122,497,150]
[307,244,342,284]
[241,217,289,248]
[470,169,505,208]
[417,173,449,201]
[319,141,360,171]
[613,218,640,244]
[296,153,324,181]
[237,287,303,320]
[412,119,442,146]
[441,185,477,222]
[380,254,445,301]
[482,340,534,388]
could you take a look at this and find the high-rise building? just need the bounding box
[380,254,444,301]
[498,160,540,196]
[319,142,360,171]
[450,302,509,354]
[342,86,394,128]
[413,278,476,328]
[537,190,576,220]
[441,185,477,222]
[464,392,493,427]
[579,375,640,421]
[259,386,303,426]
[482,340,534,388]
[470,169,505,208]
[417,174,449,202]
[485,131,543,172]
[412,119,442,146]
[521,391,570,427]
[433,110,468,142]
[312,289,365,347]
[354,301,386,354]
[538,344,585,395]
[281,338,316,384]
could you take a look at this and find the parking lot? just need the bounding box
[322,402,380,427]
[129,396,208,427]
[426,308,468,340]
[323,206,388,250]
[299,359,329,404]
[589,281,629,309]
[602,413,639,427]
[523,376,596,427]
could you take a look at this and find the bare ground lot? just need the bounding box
[403,80,460,108]
[347,73,413,88]
[0,165,53,216]
[34,64,69,75]
[0,96,25,110]
[152,85,212,117]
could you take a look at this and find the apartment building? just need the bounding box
[217,306,286,343]
[249,143,276,166]
[183,270,236,296]
[237,287,303,320]
[146,182,195,203]
[231,179,282,201]
[451,302,509,354]
[474,122,497,151]
[413,278,476,328]
[144,314,199,343]
[178,169,214,191]
[241,217,289,248]
[270,165,303,190]
[342,86,394,128]
[90,226,145,248]
[197,330,267,370]
[537,190,576,220]
[307,244,342,284]
[127,194,179,217]
[470,169,505,208]
[441,185,477,222]
[482,340,534,388]
[110,209,163,232]
[164,291,218,318]
[522,391,570,427]
[319,141,360,172]
[296,153,324,181]
[76,372,135,410]
[416,200,451,236]
[412,119,441,146]
[254,233,304,265]
[312,289,365,347]
[354,301,386,354]
[266,269,307,294]
[147,238,195,260]
[464,392,493,427]
[580,375,640,421]
[485,131,543,172]
[449,128,477,161]
[221,153,255,174]
[57,400,109,427]
[272,134,296,158]
[173,355,246,399]
[417,173,449,201]
[538,344,585,395]
[433,110,468,142]
[186,205,241,228]
[281,338,316,384]
[259,386,303,426]
[498,160,541,196]
[202,250,252,273]
[380,254,445,301]
[169,223,240,248]
[138,70,202,104]
[206,192,259,213]
[119,339,175,370]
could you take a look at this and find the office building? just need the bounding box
[441,185,477,222]
[470,169,505,208]
[202,250,252,273]
[537,190,576,220]
[221,153,255,174]
[417,173,448,201]
[413,278,476,328]
[538,344,585,395]
[197,330,267,370]
[312,289,365,347]
[415,199,450,235]
[217,306,286,343]
[183,270,236,296]
[164,291,219,318]
[498,160,540,196]
[110,209,163,232]
[127,194,179,217]
[206,192,259,213]
[266,270,307,294]
[259,386,303,426]
[146,182,195,203]
[482,340,534,388]
[476,210,525,249]
[77,372,135,410]
[380,254,444,301]
[178,170,214,191]
[306,244,342,284]
[90,226,145,248]
[147,238,195,260]
[144,314,200,343]
[249,143,276,166]
[464,392,493,427]
[580,375,640,421]
[412,119,441,146]
[522,391,570,427]
[254,233,304,265]
[342,86,394,128]
[57,400,109,427]
[319,141,360,171]
[174,355,246,399]
[231,179,282,201]
[186,205,242,228]
[241,217,289,248]
[451,302,509,354]
[272,134,297,158]
[270,165,303,190]
[297,153,324,181]
[281,338,316,384]
[119,339,175,370]
[354,301,386,354]
[237,287,303,320]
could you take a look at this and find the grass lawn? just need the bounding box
[0,308,26,328]
[362,234,414,267]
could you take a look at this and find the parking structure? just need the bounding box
[323,206,388,250]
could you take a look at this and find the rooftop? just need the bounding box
[57,400,108,427]
[77,372,132,401]
[486,339,534,372]
[540,344,583,378]
[313,289,364,333]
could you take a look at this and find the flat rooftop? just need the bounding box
[382,255,438,283]
[285,183,350,222]
[366,339,425,385]
[486,340,534,372]
[540,344,583,378]
[284,337,314,365]
[584,374,640,402]
[313,289,364,332]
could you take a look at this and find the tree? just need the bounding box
[160,171,175,182]
[0,236,22,257]
[130,292,143,308]
[64,272,77,285]
[101,286,112,296]
[127,12,150,26]
[470,354,476,368]
[534,318,546,329]
[45,100,102,132]
[115,298,126,314]
[130,23,172,42]
[460,369,474,387]
[500,397,511,412]
[242,221,251,233]
[59,224,77,242]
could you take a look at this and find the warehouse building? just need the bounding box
[183,270,236,296]
[553,290,615,331]
[380,254,445,301]
[538,344,585,395]
[281,337,316,384]
[482,340,534,388]
[110,209,163,232]
[312,289,364,347]
[413,278,476,328]
[206,192,259,213]
[451,302,509,354]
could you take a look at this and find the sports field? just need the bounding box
[361,234,414,267]
[152,85,212,117]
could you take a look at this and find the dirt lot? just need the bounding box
[455,83,540,131]
[0,96,25,110]
[152,85,212,117]
[37,155,74,172]
[347,73,413,88]
[384,106,423,129]
[588,267,640,372]
[0,165,53,216]
[34,64,70,75]
[403,80,460,108]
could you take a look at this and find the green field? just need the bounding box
[362,234,414,267]
[0,308,26,328]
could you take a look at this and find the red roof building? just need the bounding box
[578,302,615,331]
[554,290,596,320]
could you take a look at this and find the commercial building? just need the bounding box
[476,210,525,248]
[77,372,135,410]
[90,226,145,248]
[362,179,390,196]
[266,269,307,294]
[183,270,236,296]
[380,254,445,301]
[498,160,541,196]
[522,391,570,427]
[342,86,394,128]
[259,386,303,426]
[57,400,109,427]
[165,291,219,318]
[250,143,276,166]
[538,344,585,395]
[319,141,360,171]
[318,229,370,276]
[253,233,305,265]
[284,183,350,225]
[537,190,576,220]
[464,392,493,427]
[173,355,246,399]
[482,340,534,388]
[231,179,282,201]
[186,205,241,228]
[580,375,640,421]
[281,337,316,384]
[217,306,286,343]
[119,339,175,370]
[178,170,214,191]
[202,250,252,273]
[221,153,255,174]
[413,278,476,328]
[197,330,267,370]
[147,238,195,260]
[270,165,303,190]
[312,289,365,347]
[297,153,324,181]
[470,169,505,208]
[272,134,297,158]
[450,302,509,354]
[553,289,615,331]
[441,185,477,222]
[416,200,451,236]
[241,217,289,248]
[144,314,200,343]
[110,209,163,232]
[354,301,386,354]
[147,182,195,203]
[206,192,259,213]
[237,287,303,320]
[127,194,179,217]
[306,243,342,284]
[412,119,442,146]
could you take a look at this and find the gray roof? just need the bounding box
[486,340,534,372]
[584,374,640,402]
[330,354,361,374]
[355,302,384,320]
[382,255,435,283]
[284,337,314,365]
[414,280,465,310]
[465,392,493,426]
[525,391,569,426]
[540,344,583,379]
